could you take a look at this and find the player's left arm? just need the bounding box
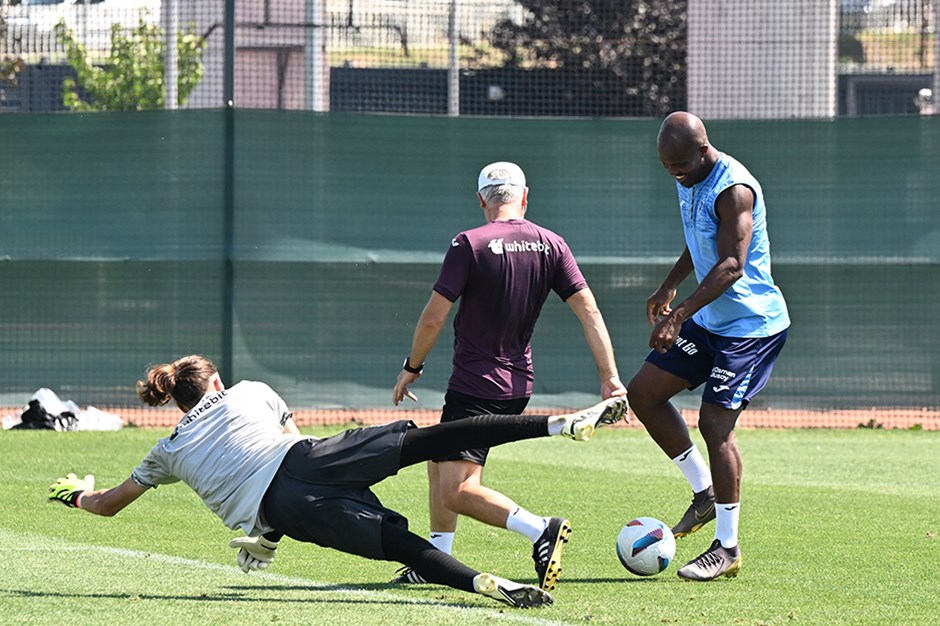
[566,287,626,399]
[650,185,753,352]
[669,185,753,323]
[49,474,148,516]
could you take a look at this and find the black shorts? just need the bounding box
[261,420,414,560]
[432,389,529,465]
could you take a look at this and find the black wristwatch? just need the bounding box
[402,356,424,374]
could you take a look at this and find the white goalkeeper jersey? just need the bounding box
[130,380,309,535]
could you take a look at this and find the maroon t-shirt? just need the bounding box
[433,218,588,400]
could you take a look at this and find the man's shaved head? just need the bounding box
[656,111,716,188]
[657,111,709,155]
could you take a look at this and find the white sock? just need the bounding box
[505,507,547,542]
[546,415,566,436]
[428,531,455,555]
[671,445,712,493]
[715,502,740,548]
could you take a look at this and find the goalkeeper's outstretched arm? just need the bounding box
[49,475,148,516]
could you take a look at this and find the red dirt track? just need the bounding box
[37,406,940,431]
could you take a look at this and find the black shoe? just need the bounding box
[671,486,716,538]
[677,539,742,581]
[389,566,428,584]
[531,517,571,591]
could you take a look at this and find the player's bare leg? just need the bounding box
[381,516,552,607]
[627,362,697,458]
[435,461,513,528]
[677,402,744,581]
[628,362,715,537]
[428,459,458,534]
[392,461,457,584]
[394,460,536,585]
[387,407,628,590]
[698,402,743,504]
[435,460,569,592]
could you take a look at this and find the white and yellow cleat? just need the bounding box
[558,396,629,441]
[472,573,554,608]
[677,539,742,581]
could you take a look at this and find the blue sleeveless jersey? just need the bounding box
[677,153,790,338]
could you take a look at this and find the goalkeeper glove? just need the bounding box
[229,535,279,573]
[48,473,95,508]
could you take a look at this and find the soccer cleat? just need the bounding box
[676,539,742,581]
[559,396,629,441]
[472,573,553,608]
[532,517,571,591]
[389,566,428,584]
[671,486,716,538]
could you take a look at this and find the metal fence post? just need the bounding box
[222,0,235,382]
[164,0,178,109]
[447,0,458,116]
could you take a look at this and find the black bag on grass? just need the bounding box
[12,399,77,431]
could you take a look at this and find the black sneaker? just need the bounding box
[671,486,716,538]
[473,573,553,608]
[531,517,571,591]
[676,539,742,581]
[389,566,428,584]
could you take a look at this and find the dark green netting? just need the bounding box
[1,111,938,411]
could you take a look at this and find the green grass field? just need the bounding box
[2,425,938,625]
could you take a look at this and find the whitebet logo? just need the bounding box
[487,238,550,256]
[171,390,228,439]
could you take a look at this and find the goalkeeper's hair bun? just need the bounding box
[137,363,177,406]
[137,355,218,410]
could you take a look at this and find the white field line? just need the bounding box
[1,528,572,626]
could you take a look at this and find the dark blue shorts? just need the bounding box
[645,319,788,410]
[433,390,529,465]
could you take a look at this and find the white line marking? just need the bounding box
[0,528,572,625]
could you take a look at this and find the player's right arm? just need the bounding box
[394,234,466,406]
[49,475,148,516]
[393,291,453,405]
[647,246,694,325]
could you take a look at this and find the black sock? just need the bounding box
[380,519,478,592]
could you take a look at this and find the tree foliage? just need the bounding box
[0,56,23,87]
[488,0,686,117]
[54,18,206,111]
[0,10,23,88]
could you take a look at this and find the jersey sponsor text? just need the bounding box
[487,238,551,255]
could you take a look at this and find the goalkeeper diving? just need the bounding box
[48,354,628,609]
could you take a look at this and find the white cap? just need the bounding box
[478,161,527,192]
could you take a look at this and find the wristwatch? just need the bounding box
[402,356,424,374]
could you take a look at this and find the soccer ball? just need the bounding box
[616,517,676,576]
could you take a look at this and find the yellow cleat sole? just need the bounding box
[540,522,572,591]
